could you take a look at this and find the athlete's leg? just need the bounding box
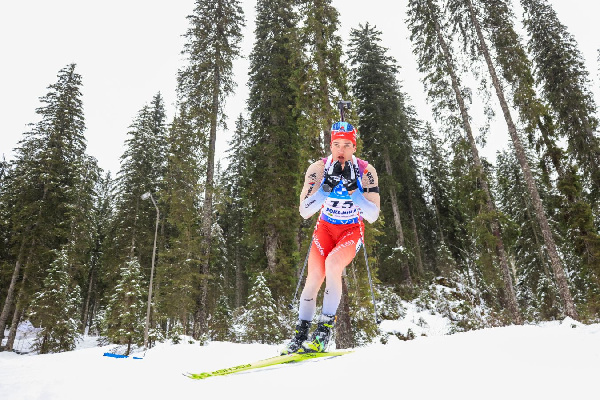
[298,223,334,321]
[322,226,363,316]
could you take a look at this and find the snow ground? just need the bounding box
[1,318,599,400]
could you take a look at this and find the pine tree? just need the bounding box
[521,0,600,202]
[155,108,203,337]
[218,115,251,309]
[496,149,561,320]
[0,156,7,183]
[100,94,167,342]
[407,0,521,323]
[245,0,303,297]
[348,23,428,285]
[105,257,145,355]
[0,156,12,296]
[297,0,349,153]
[64,155,101,324]
[0,64,92,342]
[178,0,244,335]
[112,94,167,263]
[477,0,600,320]
[242,273,282,344]
[520,0,600,317]
[81,172,114,334]
[420,125,458,276]
[209,292,234,341]
[446,136,505,309]
[29,248,81,354]
[447,0,578,320]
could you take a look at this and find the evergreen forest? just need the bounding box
[1,0,600,354]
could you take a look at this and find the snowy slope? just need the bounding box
[1,319,599,400]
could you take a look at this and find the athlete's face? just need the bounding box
[330,139,356,167]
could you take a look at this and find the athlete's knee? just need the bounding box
[324,255,349,274]
[303,271,325,293]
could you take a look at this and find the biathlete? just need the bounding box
[283,121,380,354]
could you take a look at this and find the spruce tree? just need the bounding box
[421,125,458,276]
[178,0,244,335]
[245,0,303,297]
[297,0,349,153]
[101,94,167,341]
[496,149,561,320]
[81,172,114,334]
[0,156,7,184]
[156,107,203,337]
[105,257,145,355]
[447,0,578,320]
[112,94,167,263]
[242,273,282,344]
[218,115,251,309]
[209,293,234,341]
[0,64,92,341]
[520,0,600,316]
[0,156,12,299]
[477,0,600,319]
[521,0,600,201]
[407,0,521,323]
[29,248,81,354]
[348,23,428,285]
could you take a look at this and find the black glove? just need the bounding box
[342,161,360,192]
[322,161,343,192]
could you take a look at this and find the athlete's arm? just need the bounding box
[299,161,326,219]
[360,164,381,209]
[349,163,380,223]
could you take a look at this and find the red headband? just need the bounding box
[331,127,357,146]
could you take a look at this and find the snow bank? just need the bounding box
[1,318,599,400]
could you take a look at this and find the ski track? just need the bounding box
[1,320,599,399]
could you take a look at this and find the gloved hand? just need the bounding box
[322,161,343,192]
[342,161,361,192]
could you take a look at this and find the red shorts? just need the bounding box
[311,219,364,261]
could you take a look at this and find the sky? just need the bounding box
[0,0,598,176]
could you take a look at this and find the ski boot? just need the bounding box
[300,314,335,353]
[281,320,312,355]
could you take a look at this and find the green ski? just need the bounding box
[184,350,352,379]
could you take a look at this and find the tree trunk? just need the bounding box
[81,263,95,334]
[466,0,578,320]
[0,239,26,340]
[198,47,221,336]
[523,191,551,279]
[130,197,139,258]
[6,269,28,351]
[335,275,354,349]
[6,305,24,352]
[265,226,278,273]
[235,238,243,309]
[312,3,333,154]
[432,2,521,323]
[40,334,48,355]
[432,193,446,246]
[408,193,424,277]
[383,150,412,285]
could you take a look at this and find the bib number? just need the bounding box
[330,200,354,209]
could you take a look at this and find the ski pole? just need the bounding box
[288,240,312,310]
[362,240,381,325]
